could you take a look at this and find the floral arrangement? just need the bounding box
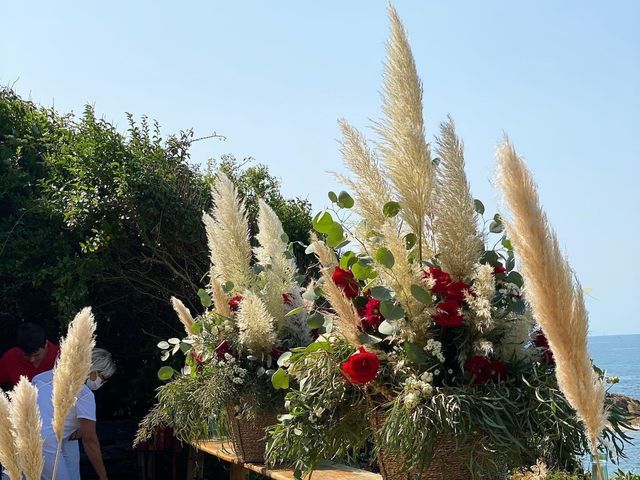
[266,5,633,478]
[136,173,313,445]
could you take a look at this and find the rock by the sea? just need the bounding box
[609,393,640,427]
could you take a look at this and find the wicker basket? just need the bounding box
[371,410,473,480]
[225,405,278,464]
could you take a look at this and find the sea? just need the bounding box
[588,334,640,473]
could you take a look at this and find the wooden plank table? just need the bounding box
[194,439,381,480]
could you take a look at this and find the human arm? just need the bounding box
[79,418,108,480]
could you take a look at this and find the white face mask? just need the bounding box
[86,376,104,391]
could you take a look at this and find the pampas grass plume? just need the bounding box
[10,377,44,480]
[373,4,434,254]
[434,117,483,279]
[52,307,96,443]
[0,391,21,480]
[311,235,362,346]
[170,296,194,335]
[496,139,607,451]
[204,172,254,293]
[236,290,277,355]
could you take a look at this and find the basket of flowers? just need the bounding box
[266,5,633,479]
[136,173,313,463]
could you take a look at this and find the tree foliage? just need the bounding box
[0,88,312,416]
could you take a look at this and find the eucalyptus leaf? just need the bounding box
[489,220,504,234]
[378,320,398,336]
[358,333,383,345]
[306,312,325,329]
[222,281,234,293]
[375,247,395,269]
[157,366,174,381]
[383,201,401,218]
[312,211,334,234]
[328,191,338,203]
[474,199,485,215]
[410,284,433,305]
[370,286,392,301]
[197,288,212,308]
[277,351,292,367]
[404,233,417,250]
[404,342,428,364]
[157,341,170,350]
[379,300,405,320]
[337,190,355,209]
[167,337,180,345]
[271,367,290,390]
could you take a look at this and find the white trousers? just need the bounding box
[40,437,81,480]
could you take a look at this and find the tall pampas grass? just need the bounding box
[52,307,96,478]
[210,273,232,318]
[255,199,297,289]
[170,296,194,335]
[335,119,393,230]
[204,172,254,293]
[373,4,434,257]
[311,235,363,346]
[434,117,483,279]
[0,391,21,480]
[496,139,607,451]
[236,290,277,356]
[10,377,44,480]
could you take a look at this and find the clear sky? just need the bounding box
[2,1,639,334]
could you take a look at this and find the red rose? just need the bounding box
[215,340,232,359]
[465,356,507,384]
[493,264,507,274]
[424,266,452,296]
[362,297,383,331]
[445,281,473,302]
[341,346,381,384]
[432,300,464,328]
[228,295,244,312]
[270,346,285,360]
[533,330,554,364]
[282,293,294,305]
[332,267,359,299]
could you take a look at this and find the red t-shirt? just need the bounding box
[0,340,60,387]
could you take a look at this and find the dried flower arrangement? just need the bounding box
[136,173,314,456]
[266,5,633,479]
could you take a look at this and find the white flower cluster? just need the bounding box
[218,353,248,385]
[403,372,434,410]
[423,338,445,363]
[498,282,521,297]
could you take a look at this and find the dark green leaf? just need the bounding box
[328,191,338,203]
[379,300,405,320]
[404,233,417,250]
[410,284,433,305]
[370,286,392,301]
[404,342,428,364]
[383,201,401,218]
[474,199,485,215]
[375,247,395,269]
[337,191,354,209]
[306,312,325,329]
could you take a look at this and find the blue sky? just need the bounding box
[2,1,639,334]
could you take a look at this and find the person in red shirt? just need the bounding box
[0,322,60,388]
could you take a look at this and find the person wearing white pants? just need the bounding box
[33,348,115,480]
